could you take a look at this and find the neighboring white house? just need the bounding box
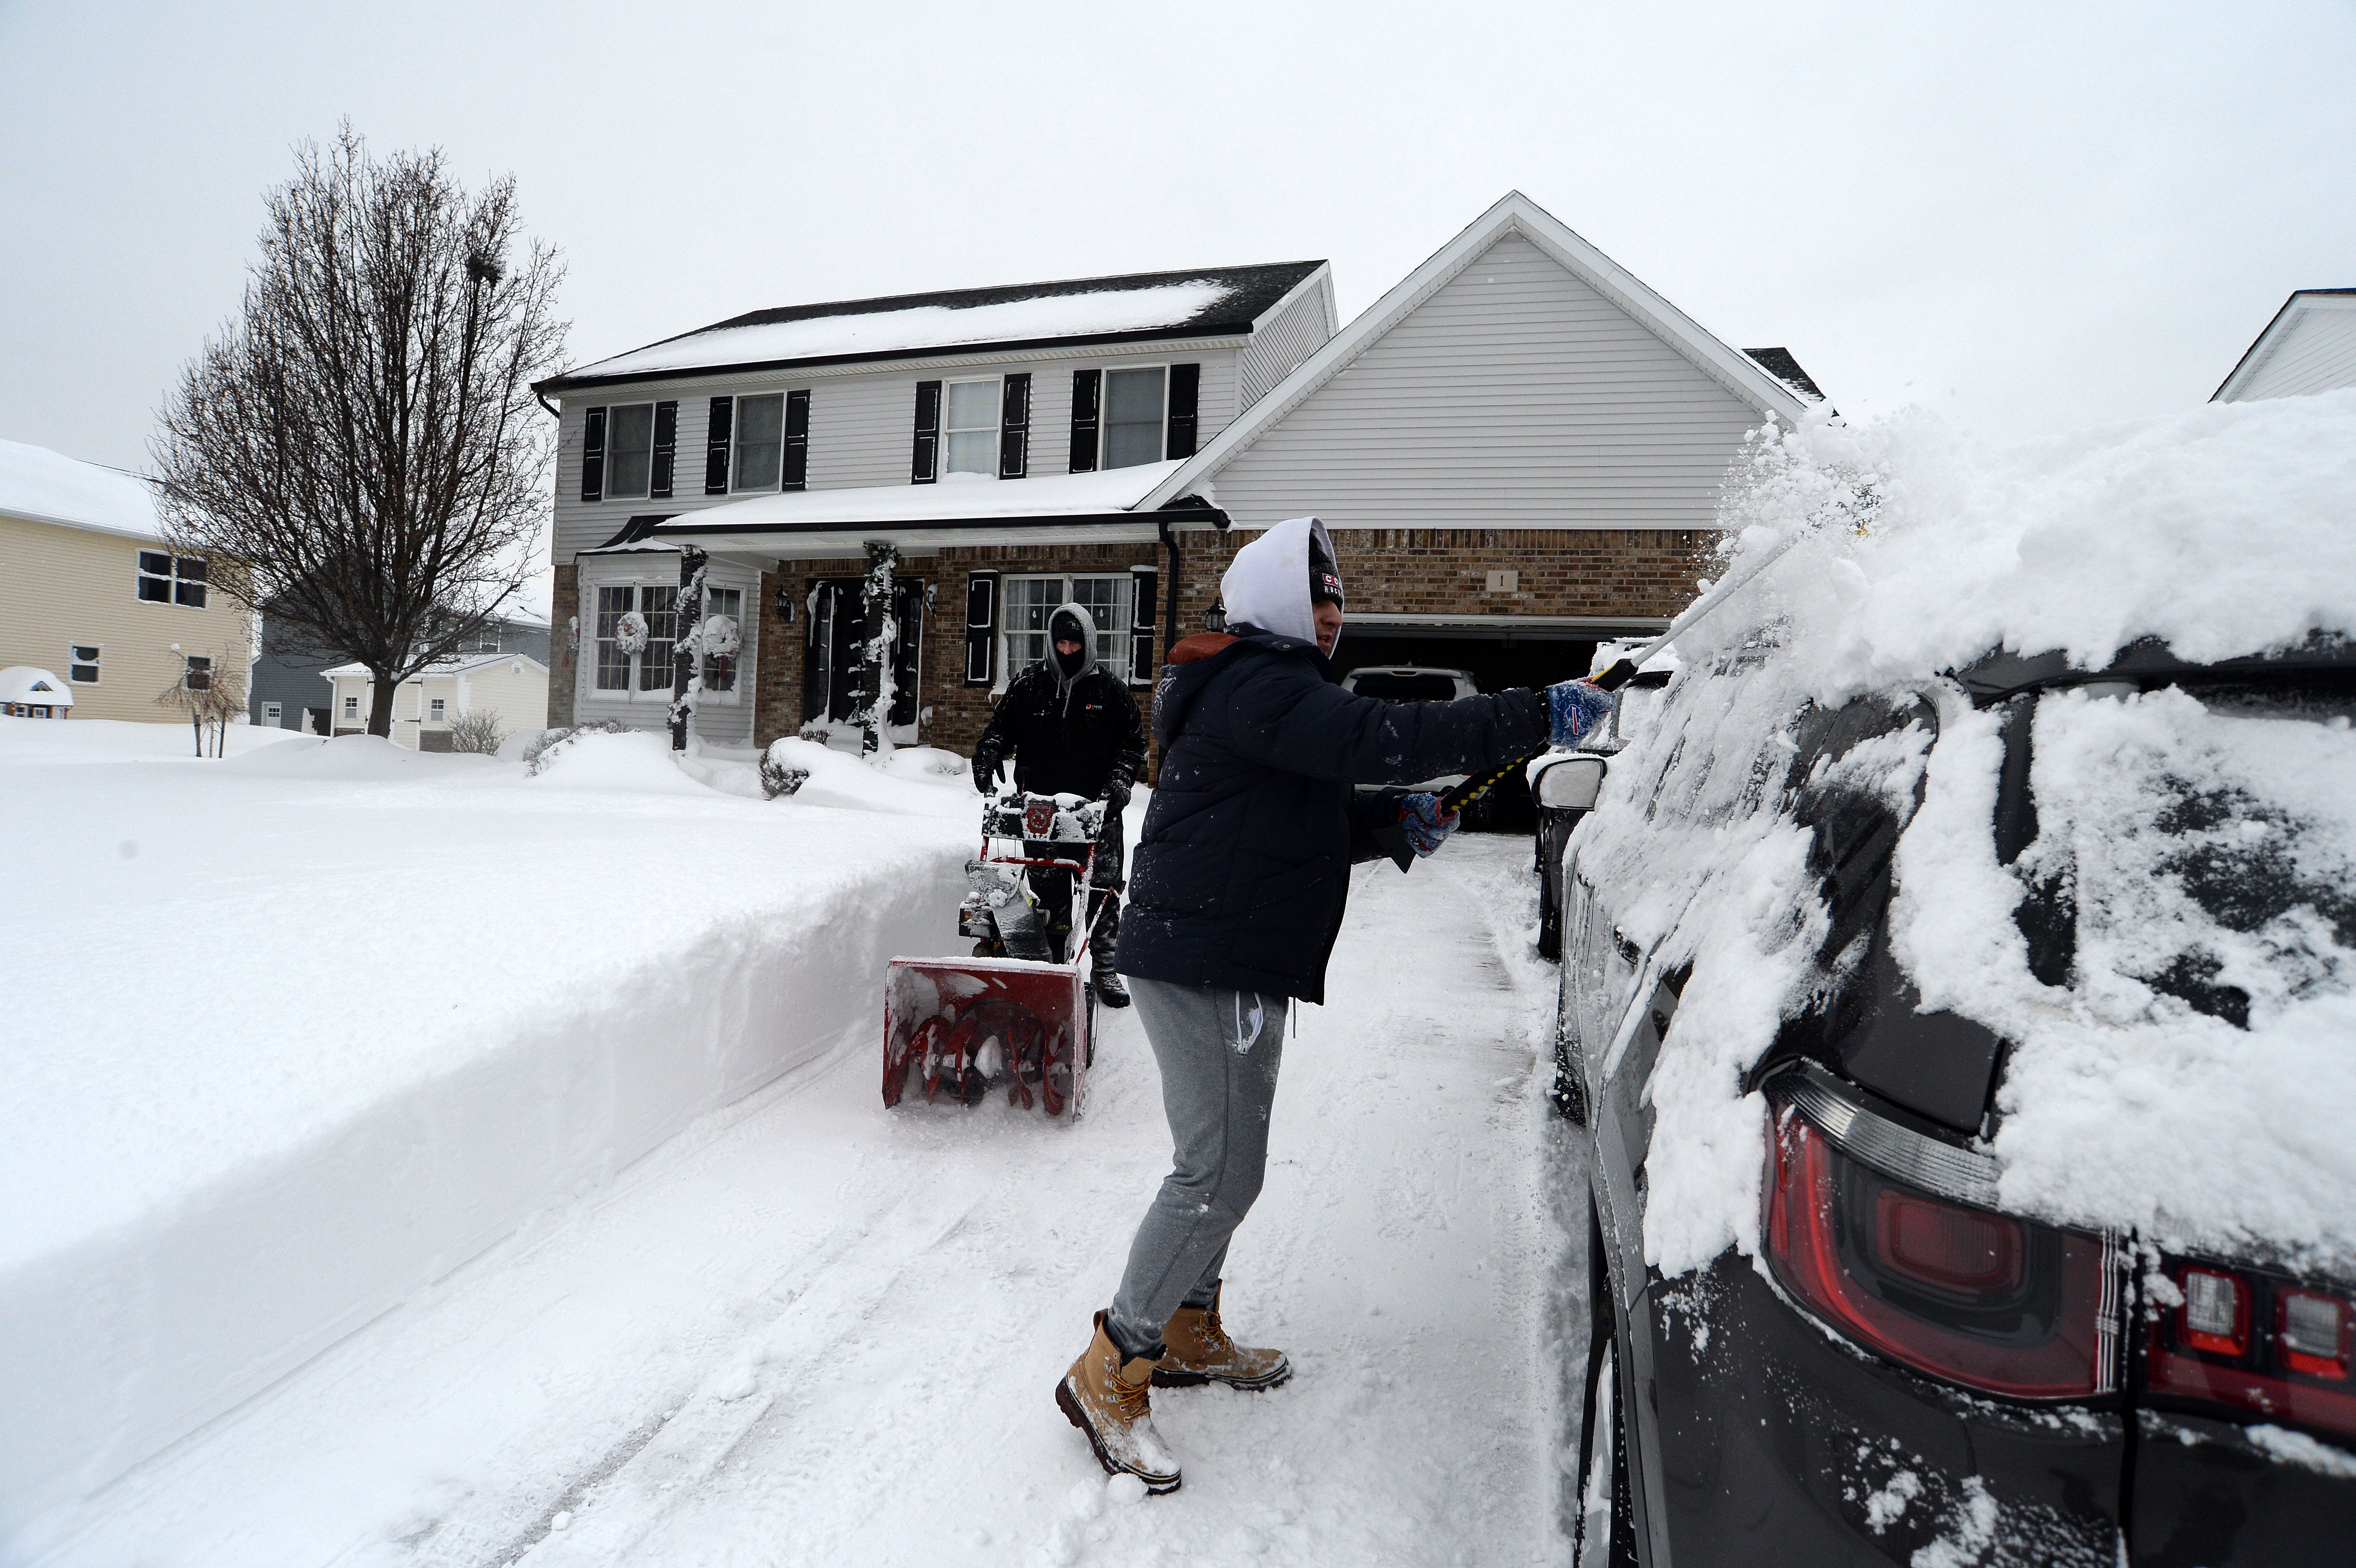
[2213,288,2356,402]
[325,651,550,750]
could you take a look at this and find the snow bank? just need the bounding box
[1576,392,2356,1278]
[0,722,978,1535]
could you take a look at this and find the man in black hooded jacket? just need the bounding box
[972,602,1145,1007]
[1052,516,1616,1494]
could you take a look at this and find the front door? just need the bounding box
[804,578,924,740]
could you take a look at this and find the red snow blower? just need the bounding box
[882,790,1105,1119]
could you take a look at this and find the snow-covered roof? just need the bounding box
[1141,193,1817,513]
[541,262,1324,392]
[320,652,549,682]
[648,461,1184,558]
[2212,287,2356,403]
[0,666,75,706]
[0,439,165,542]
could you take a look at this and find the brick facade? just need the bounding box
[546,562,579,730]
[741,528,1712,772]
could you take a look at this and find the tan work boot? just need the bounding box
[1154,1282,1292,1391]
[1057,1311,1182,1493]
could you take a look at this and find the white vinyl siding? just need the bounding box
[549,348,1243,565]
[1206,234,1763,532]
[2219,298,2356,402]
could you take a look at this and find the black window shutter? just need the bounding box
[911,380,941,484]
[705,397,733,494]
[650,401,678,498]
[964,569,998,686]
[1166,364,1200,460]
[783,389,811,490]
[1128,566,1158,684]
[998,373,1031,479]
[1069,369,1101,473]
[581,407,606,501]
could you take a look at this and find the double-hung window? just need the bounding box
[1001,575,1133,686]
[605,403,656,499]
[592,582,679,697]
[428,697,447,723]
[137,551,208,607]
[68,644,100,684]
[1102,368,1167,470]
[343,694,360,721]
[733,393,784,491]
[942,379,1000,477]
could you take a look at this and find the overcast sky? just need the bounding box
[5,0,2350,482]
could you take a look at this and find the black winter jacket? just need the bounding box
[975,660,1145,800]
[1118,627,1549,1004]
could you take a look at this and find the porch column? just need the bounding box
[669,545,708,751]
[855,539,899,755]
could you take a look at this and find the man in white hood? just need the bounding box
[1054,517,1617,1492]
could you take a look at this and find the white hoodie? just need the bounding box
[1219,516,1336,647]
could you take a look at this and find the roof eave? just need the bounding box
[538,324,1258,397]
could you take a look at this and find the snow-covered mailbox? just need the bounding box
[0,665,74,718]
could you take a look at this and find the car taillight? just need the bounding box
[2149,1260,2356,1437]
[1764,1105,2117,1399]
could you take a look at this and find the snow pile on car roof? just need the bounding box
[1584,391,2356,1280]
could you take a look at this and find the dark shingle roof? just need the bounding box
[543,261,1326,393]
[1743,347,1826,403]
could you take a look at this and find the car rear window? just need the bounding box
[1349,673,1461,703]
[2026,684,2356,1029]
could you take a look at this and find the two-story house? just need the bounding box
[0,438,253,724]
[535,193,1823,799]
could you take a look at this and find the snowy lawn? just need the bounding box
[17,754,1578,1567]
[1,719,986,1544]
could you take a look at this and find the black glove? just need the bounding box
[1103,775,1133,813]
[972,744,1003,795]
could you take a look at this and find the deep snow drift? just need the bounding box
[0,719,985,1540]
[17,747,1572,1568]
[1569,391,2356,1281]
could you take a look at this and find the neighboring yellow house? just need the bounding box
[323,651,551,751]
[0,438,253,722]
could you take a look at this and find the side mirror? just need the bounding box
[1533,755,1606,812]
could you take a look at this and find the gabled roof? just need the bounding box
[2212,288,2356,403]
[541,261,1327,393]
[1141,193,1817,512]
[0,439,165,542]
[1743,347,1827,403]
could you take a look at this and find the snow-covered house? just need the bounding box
[251,608,551,735]
[0,665,74,718]
[2213,287,2356,402]
[322,648,550,750]
[0,439,254,724]
[536,193,1822,779]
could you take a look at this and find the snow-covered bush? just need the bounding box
[759,745,809,799]
[522,719,633,776]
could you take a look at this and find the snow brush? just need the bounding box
[1373,523,1819,872]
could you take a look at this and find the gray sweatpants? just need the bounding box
[1106,976,1289,1360]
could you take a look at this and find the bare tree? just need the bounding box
[447,709,504,754]
[152,125,567,737]
[153,648,249,757]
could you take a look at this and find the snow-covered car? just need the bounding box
[1553,398,2356,1566]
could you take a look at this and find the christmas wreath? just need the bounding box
[700,613,741,657]
[614,610,649,655]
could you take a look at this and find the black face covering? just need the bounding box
[1050,610,1089,678]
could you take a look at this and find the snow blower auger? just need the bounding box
[883,789,1105,1120]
